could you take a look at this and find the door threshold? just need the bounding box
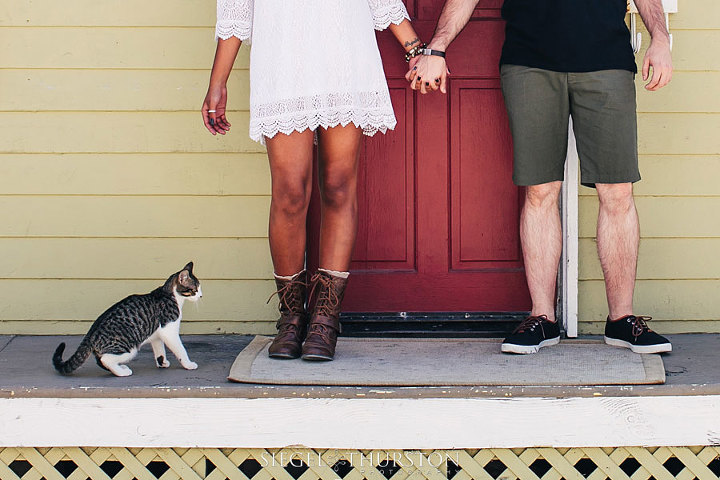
[340,312,531,338]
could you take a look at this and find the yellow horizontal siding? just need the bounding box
[0,280,277,322]
[0,154,270,195]
[0,70,251,111]
[3,28,249,69]
[635,72,720,113]
[668,0,720,29]
[579,238,720,280]
[579,280,720,322]
[0,196,270,237]
[583,156,720,197]
[0,238,273,279]
[579,197,720,238]
[0,112,261,153]
[1,0,217,26]
[0,321,276,335]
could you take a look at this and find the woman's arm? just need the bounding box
[368,0,422,57]
[203,38,242,135]
[203,0,252,135]
[388,19,422,53]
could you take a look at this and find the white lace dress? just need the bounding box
[215,0,410,144]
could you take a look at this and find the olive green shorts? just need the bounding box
[500,65,640,187]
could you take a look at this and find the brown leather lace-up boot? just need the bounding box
[268,271,308,359]
[302,270,348,361]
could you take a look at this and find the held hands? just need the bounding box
[202,84,231,135]
[406,55,450,94]
[642,36,673,91]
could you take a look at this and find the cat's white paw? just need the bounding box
[182,361,198,370]
[158,360,170,368]
[112,366,133,377]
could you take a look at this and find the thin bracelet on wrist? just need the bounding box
[405,43,427,62]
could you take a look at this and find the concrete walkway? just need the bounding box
[1,334,719,399]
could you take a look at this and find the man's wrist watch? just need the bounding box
[421,48,446,58]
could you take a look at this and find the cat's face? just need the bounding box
[175,262,202,302]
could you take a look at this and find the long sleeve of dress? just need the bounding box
[215,0,253,41]
[367,0,410,31]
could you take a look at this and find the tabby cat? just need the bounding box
[53,262,202,377]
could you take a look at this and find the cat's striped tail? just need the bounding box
[53,340,91,375]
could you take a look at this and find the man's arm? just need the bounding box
[407,0,480,94]
[633,0,673,91]
[429,0,481,50]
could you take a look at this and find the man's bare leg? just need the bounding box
[595,182,639,320]
[521,181,563,323]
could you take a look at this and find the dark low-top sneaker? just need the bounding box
[501,315,561,354]
[604,315,672,354]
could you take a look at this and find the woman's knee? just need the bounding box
[272,180,311,217]
[320,169,357,208]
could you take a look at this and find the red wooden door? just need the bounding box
[309,0,530,313]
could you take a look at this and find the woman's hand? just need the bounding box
[202,84,231,135]
[406,55,449,94]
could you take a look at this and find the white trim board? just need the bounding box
[2,396,719,449]
[561,122,579,338]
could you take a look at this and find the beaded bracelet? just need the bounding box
[405,43,428,62]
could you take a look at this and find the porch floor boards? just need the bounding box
[0,334,718,399]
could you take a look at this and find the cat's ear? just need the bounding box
[178,270,189,284]
[183,262,194,273]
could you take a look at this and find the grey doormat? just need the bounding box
[228,336,666,386]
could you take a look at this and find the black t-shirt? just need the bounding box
[500,0,637,73]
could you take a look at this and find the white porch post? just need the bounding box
[561,120,579,337]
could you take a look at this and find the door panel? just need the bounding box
[451,79,521,270]
[352,81,415,271]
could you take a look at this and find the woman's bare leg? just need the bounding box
[265,130,315,276]
[316,125,363,271]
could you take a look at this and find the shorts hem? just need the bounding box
[513,173,566,187]
[580,172,641,188]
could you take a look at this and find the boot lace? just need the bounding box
[306,272,342,339]
[512,315,548,336]
[266,277,307,314]
[308,272,342,317]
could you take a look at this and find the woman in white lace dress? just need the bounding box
[202,0,422,361]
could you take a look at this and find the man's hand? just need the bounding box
[406,55,449,94]
[642,37,673,91]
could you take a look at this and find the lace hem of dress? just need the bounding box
[371,4,411,31]
[215,21,252,41]
[251,110,397,145]
[249,92,397,145]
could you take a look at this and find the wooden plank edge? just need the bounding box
[1,396,719,449]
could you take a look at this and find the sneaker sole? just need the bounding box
[604,337,672,354]
[501,336,560,354]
